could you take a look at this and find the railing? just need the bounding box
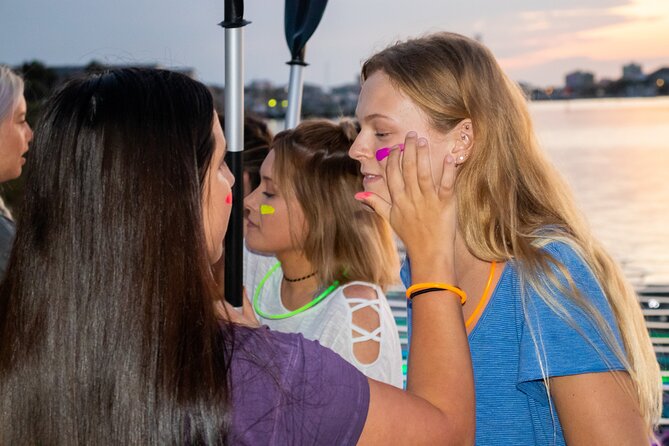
[638,285,669,428]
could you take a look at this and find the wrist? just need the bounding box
[408,257,454,282]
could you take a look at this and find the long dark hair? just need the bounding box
[0,68,232,444]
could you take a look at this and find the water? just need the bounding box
[530,97,669,287]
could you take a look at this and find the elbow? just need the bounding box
[454,416,476,446]
[435,411,475,446]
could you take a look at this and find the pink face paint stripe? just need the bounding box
[375,143,405,161]
[225,193,233,204]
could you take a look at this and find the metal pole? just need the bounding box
[285,63,304,129]
[220,1,249,306]
[225,29,244,157]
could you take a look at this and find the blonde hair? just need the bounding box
[272,119,399,289]
[0,66,24,217]
[0,65,24,124]
[362,32,661,434]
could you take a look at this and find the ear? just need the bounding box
[450,119,474,165]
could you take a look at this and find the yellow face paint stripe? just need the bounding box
[260,204,275,215]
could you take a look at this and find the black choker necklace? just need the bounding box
[283,271,317,282]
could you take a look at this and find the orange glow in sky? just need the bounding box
[499,0,669,79]
[584,0,669,58]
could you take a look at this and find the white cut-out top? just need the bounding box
[244,247,403,388]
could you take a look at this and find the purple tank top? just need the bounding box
[228,326,370,445]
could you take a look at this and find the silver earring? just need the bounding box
[457,154,466,163]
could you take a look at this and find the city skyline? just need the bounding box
[2,0,669,88]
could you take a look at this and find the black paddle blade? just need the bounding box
[220,0,250,28]
[284,0,328,64]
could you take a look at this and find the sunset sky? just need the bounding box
[2,0,668,88]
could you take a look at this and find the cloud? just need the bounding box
[495,1,669,85]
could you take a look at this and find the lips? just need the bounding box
[362,171,383,185]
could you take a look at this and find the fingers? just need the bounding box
[215,288,261,327]
[415,136,436,194]
[438,153,458,200]
[385,139,407,203]
[221,300,246,324]
[241,287,260,326]
[389,132,435,199]
[398,132,419,198]
[355,191,392,220]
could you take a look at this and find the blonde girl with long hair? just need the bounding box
[0,66,33,275]
[351,32,661,444]
[244,119,404,388]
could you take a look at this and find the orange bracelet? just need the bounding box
[405,282,467,305]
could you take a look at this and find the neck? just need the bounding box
[276,250,320,310]
[453,231,496,303]
[453,232,485,285]
[453,231,504,323]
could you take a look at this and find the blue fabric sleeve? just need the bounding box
[516,242,626,404]
[400,257,411,289]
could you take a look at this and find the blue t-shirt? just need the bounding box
[401,241,625,445]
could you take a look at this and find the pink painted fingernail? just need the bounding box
[225,193,233,204]
[375,144,405,161]
[355,192,373,200]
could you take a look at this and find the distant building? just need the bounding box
[330,83,361,116]
[243,81,287,118]
[565,70,595,97]
[622,63,644,82]
[595,78,614,98]
[565,70,595,89]
[301,83,336,117]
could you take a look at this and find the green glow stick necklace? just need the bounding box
[253,261,340,320]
